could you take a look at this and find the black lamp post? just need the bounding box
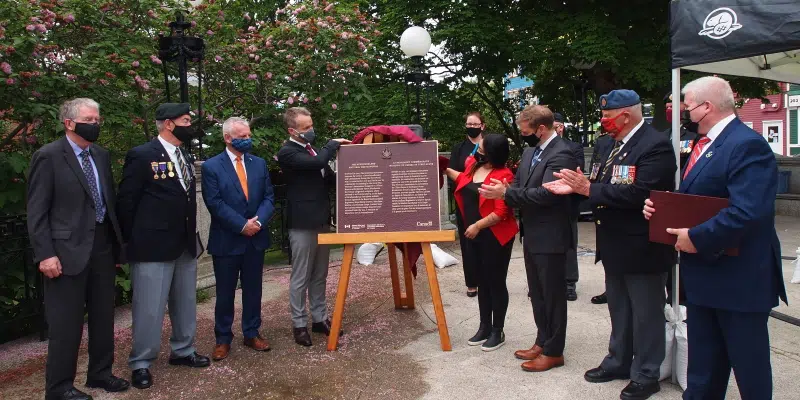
[158,11,206,158]
[400,26,432,135]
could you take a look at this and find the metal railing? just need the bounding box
[0,215,46,343]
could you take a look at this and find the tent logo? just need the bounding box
[699,7,742,40]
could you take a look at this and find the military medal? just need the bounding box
[611,165,619,184]
[589,163,601,181]
[680,140,694,154]
[151,162,160,179]
[158,162,167,179]
[628,166,637,183]
[620,165,628,184]
[167,162,176,178]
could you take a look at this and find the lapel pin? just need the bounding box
[706,151,713,158]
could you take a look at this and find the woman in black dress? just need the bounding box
[449,112,485,297]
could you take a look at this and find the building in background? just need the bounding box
[787,83,800,156]
[737,83,789,155]
[504,70,538,109]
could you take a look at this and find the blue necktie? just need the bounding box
[79,150,105,223]
[530,147,543,169]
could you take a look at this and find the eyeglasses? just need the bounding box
[70,118,103,126]
[465,123,482,128]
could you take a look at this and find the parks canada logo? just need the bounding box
[698,7,742,40]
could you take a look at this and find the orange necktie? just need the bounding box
[235,156,248,200]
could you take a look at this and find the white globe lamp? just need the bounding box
[400,26,431,58]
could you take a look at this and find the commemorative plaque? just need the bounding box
[336,141,441,233]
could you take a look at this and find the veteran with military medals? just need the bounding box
[117,103,210,390]
[543,90,677,400]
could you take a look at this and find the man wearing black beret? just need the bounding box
[118,103,210,390]
[553,112,584,302]
[543,90,677,400]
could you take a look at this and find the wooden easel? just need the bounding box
[319,230,456,351]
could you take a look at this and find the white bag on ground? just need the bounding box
[659,305,678,381]
[356,243,384,265]
[791,247,800,283]
[675,305,689,390]
[430,244,459,268]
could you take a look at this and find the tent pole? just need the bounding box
[671,67,681,386]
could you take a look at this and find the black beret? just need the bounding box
[663,92,684,104]
[599,89,640,110]
[553,112,565,123]
[155,103,191,120]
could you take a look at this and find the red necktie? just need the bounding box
[305,144,315,156]
[683,136,711,179]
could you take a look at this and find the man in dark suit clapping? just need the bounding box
[277,107,350,346]
[118,103,210,390]
[481,105,578,372]
[27,98,130,400]
[545,90,677,400]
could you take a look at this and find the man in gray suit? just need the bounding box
[27,98,130,400]
[117,103,209,389]
[276,107,349,346]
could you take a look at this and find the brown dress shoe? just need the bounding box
[514,344,544,360]
[521,355,565,372]
[243,335,271,352]
[212,344,230,361]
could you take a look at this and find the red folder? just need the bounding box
[648,191,738,256]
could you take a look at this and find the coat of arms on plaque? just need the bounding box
[381,147,392,159]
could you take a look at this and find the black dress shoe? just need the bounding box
[620,381,660,400]
[46,387,93,400]
[584,366,630,383]
[312,319,344,336]
[591,292,608,304]
[85,375,130,393]
[168,352,211,368]
[131,369,152,390]
[566,287,578,301]
[294,327,313,346]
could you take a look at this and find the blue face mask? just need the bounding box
[231,138,253,153]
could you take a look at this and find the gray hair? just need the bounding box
[620,103,643,118]
[155,119,166,132]
[283,107,311,129]
[682,76,736,112]
[59,98,99,121]
[222,117,250,136]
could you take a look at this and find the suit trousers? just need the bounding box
[455,210,479,288]
[463,230,513,329]
[289,227,330,328]
[212,245,266,344]
[44,222,115,397]
[601,272,667,385]
[683,304,771,400]
[523,248,567,357]
[128,251,198,370]
[565,219,579,286]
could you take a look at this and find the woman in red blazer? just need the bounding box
[445,133,518,351]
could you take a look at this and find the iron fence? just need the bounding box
[0,215,46,343]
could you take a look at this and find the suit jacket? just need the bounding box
[26,137,123,275]
[453,155,519,245]
[117,138,199,262]
[201,151,275,256]
[587,123,677,275]
[679,118,787,312]
[562,137,585,172]
[505,136,578,254]
[277,139,340,230]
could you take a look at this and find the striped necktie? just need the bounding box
[599,140,623,180]
[683,136,711,179]
[175,148,191,193]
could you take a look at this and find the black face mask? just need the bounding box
[466,127,482,139]
[473,152,487,164]
[521,134,540,148]
[73,122,100,142]
[172,124,196,143]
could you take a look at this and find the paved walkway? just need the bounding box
[1,217,799,399]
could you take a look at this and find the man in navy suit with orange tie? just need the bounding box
[645,77,787,400]
[201,117,275,361]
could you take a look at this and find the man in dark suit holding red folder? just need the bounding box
[644,76,787,400]
[544,90,676,400]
